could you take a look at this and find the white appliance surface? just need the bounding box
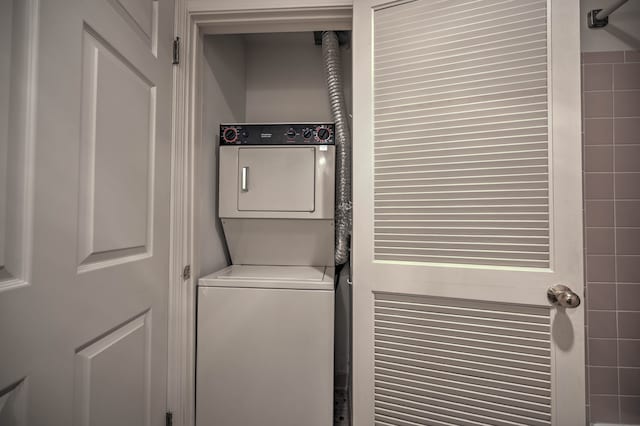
[237,147,316,212]
[218,144,335,266]
[199,264,334,290]
[219,145,335,220]
[196,265,335,426]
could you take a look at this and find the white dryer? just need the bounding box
[217,123,336,266]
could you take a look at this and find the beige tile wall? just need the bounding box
[582,50,640,424]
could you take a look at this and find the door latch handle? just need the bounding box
[547,284,581,308]
[241,166,249,192]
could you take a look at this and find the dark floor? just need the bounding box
[334,388,350,426]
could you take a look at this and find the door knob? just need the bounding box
[547,284,581,308]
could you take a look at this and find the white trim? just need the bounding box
[188,0,352,13]
[548,0,585,424]
[167,1,192,426]
[167,3,353,425]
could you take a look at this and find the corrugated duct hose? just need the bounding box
[322,31,352,267]
[322,30,353,426]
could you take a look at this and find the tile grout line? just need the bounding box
[582,61,592,424]
[611,59,622,421]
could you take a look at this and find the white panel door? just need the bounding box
[353,0,585,425]
[0,0,174,424]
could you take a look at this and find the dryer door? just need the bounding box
[237,147,316,212]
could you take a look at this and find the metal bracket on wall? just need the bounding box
[587,0,630,28]
[182,265,191,280]
[587,9,608,28]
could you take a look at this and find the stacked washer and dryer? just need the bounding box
[196,123,337,426]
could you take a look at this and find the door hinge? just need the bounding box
[166,411,173,426]
[182,264,191,280]
[172,37,180,65]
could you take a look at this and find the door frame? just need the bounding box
[167,2,352,425]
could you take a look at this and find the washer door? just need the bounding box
[237,147,316,212]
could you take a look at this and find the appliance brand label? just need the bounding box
[260,133,272,138]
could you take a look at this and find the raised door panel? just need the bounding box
[106,0,157,54]
[0,0,37,288]
[74,312,151,426]
[77,28,155,270]
[115,0,154,37]
[0,378,27,426]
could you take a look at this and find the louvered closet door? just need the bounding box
[352,0,584,425]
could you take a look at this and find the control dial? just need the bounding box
[315,126,332,142]
[286,128,297,140]
[302,128,313,139]
[222,127,238,144]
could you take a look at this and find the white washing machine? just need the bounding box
[196,123,336,426]
[197,265,334,426]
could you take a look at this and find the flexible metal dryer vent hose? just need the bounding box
[321,31,352,266]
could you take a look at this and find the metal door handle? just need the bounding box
[241,166,249,192]
[547,284,581,308]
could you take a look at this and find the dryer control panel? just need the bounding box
[220,123,335,145]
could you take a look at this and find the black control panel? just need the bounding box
[220,123,335,145]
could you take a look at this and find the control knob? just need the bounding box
[222,127,238,143]
[316,127,331,142]
[302,128,312,139]
[286,128,297,140]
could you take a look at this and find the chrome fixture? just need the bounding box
[241,166,249,192]
[547,284,581,308]
[588,0,630,28]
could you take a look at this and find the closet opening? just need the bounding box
[182,12,353,425]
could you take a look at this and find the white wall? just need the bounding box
[581,0,640,51]
[198,34,247,277]
[244,32,352,122]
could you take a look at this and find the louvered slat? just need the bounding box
[374,293,552,425]
[373,0,550,268]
